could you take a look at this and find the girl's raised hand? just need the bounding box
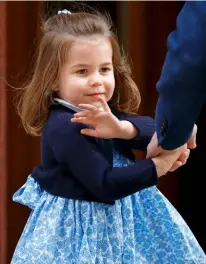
[71,96,124,139]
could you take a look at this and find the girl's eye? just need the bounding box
[100,68,110,73]
[77,69,87,75]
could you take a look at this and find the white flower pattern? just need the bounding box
[11,151,205,264]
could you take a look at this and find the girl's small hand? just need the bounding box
[70,96,124,139]
[152,144,188,177]
[169,148,190,172]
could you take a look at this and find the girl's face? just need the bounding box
[56,37,115,108]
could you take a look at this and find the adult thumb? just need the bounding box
[187,124,197,149]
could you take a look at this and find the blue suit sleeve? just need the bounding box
[156,2,206,150]
[49,113,158,202]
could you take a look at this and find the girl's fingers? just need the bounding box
[78,104,99,112]
[169,161,183,172]
[80,128,98,137]
[97,96,111,112]
[178,149,190,163]
[71,117,94,126]
[74,111,91,118]
[74,111,107,120]
[169,149,190,172]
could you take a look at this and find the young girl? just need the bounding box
[11,10,205,264]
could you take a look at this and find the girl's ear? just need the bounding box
[53,86,59,92]
[52,79,59,91]
[53,81,59,91]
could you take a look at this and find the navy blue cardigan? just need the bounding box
[32,104,158,204]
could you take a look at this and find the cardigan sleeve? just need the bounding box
[48,113,158,202]
[115,113,155,152]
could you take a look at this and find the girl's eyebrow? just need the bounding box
[101,62,113,66]
[70,63,90,68]
[70,62,113,68]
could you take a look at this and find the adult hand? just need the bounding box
[147,124,197,158]
[147,124,197,172]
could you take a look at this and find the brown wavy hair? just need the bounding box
[17,11,141,136]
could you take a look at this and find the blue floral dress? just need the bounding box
[11,151,205,264]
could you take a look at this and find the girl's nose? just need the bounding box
[89,74,102,87]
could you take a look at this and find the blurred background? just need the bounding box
[0,1,205,263]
